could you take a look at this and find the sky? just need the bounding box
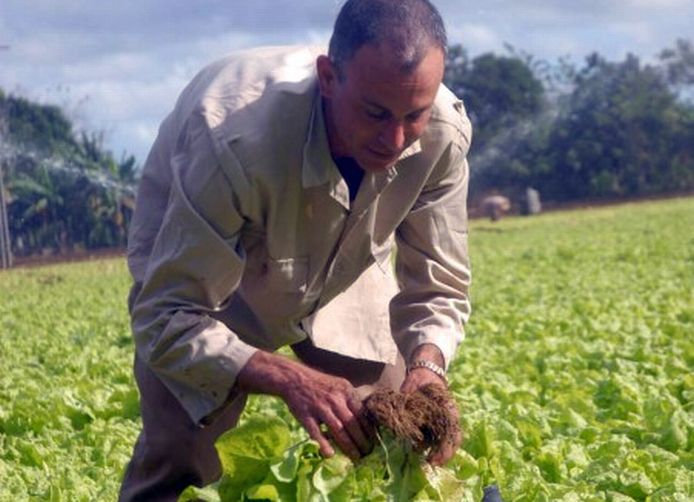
[1,0,692,163]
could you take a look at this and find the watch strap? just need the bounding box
[407,359,447,382]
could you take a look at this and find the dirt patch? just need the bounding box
[363,384,460,456]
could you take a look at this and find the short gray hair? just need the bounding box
[328,0,447,76]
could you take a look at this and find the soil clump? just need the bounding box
[363,384,460,456]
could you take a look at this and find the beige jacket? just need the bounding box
[127,46,472,423]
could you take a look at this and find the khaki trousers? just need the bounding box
[118,338,405,501]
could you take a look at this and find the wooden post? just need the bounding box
[0,44,12,268]
[0,89,12,269]
[0,161,12,269]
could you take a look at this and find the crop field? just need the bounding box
[1,197,692,501]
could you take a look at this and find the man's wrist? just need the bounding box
[407,343,447,382]
[407,359,447,382]
[409,343,445,367]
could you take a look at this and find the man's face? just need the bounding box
[317,43,445,173]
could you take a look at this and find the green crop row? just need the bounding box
[0,259,137,500]
[1,197,692,501]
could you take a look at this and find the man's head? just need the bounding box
[317,0,447,172]
[328,0,447,78]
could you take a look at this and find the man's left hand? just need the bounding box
[400,344,462,466]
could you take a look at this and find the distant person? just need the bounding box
[482,194,511,221]
[523,186,541,215]
[119,1,472,500]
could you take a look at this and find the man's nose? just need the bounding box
[378,120,406,152]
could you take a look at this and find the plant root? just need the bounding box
[362,384,460,455]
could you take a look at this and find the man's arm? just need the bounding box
[391,136,471,465]
[392,142,471,372]
[130,115,257,425]
[131,113,371,459]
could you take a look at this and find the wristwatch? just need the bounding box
[407,359,447,382]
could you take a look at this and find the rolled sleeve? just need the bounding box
[391,142,472,369]
[130,114,257,424]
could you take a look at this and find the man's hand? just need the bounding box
[236,351,372,461]
[400,344,462,466]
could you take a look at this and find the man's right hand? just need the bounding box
[236,351,372,461]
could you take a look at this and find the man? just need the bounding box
[120,0,472,499]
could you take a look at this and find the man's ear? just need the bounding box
[316,55,337,98]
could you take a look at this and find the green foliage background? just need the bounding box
[0,91,137,257]
[444,40,694,204]
[0,198,692,500]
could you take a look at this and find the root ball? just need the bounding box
[362,384,460,454]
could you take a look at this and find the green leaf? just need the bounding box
[536,449,564,483]
[179,484,222,502]
[215,416,291,501]
[419,463,466,501]
[465,420,497,458]
[311,454,352,497]
[295,461,316,502]
[659,410,688,453]
[449,448,479,480]
[270,440,319,484]
[246,483,280,500]
[270,442,304,483]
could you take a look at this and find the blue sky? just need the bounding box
[1,0,692,162]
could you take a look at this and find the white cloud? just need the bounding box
[449,23,503,53]
[2,0,693,162]
[107,121,161,161]
[70,76,185,122]
[625,0,691,9]
[61,52,155,82]
[609,21,656,45]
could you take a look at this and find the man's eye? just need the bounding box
[406,111,425,122]
[366,109,388,120]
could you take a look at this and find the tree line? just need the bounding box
[1,39,693,258]
[444,39,694,207]
[0,91,136,258]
